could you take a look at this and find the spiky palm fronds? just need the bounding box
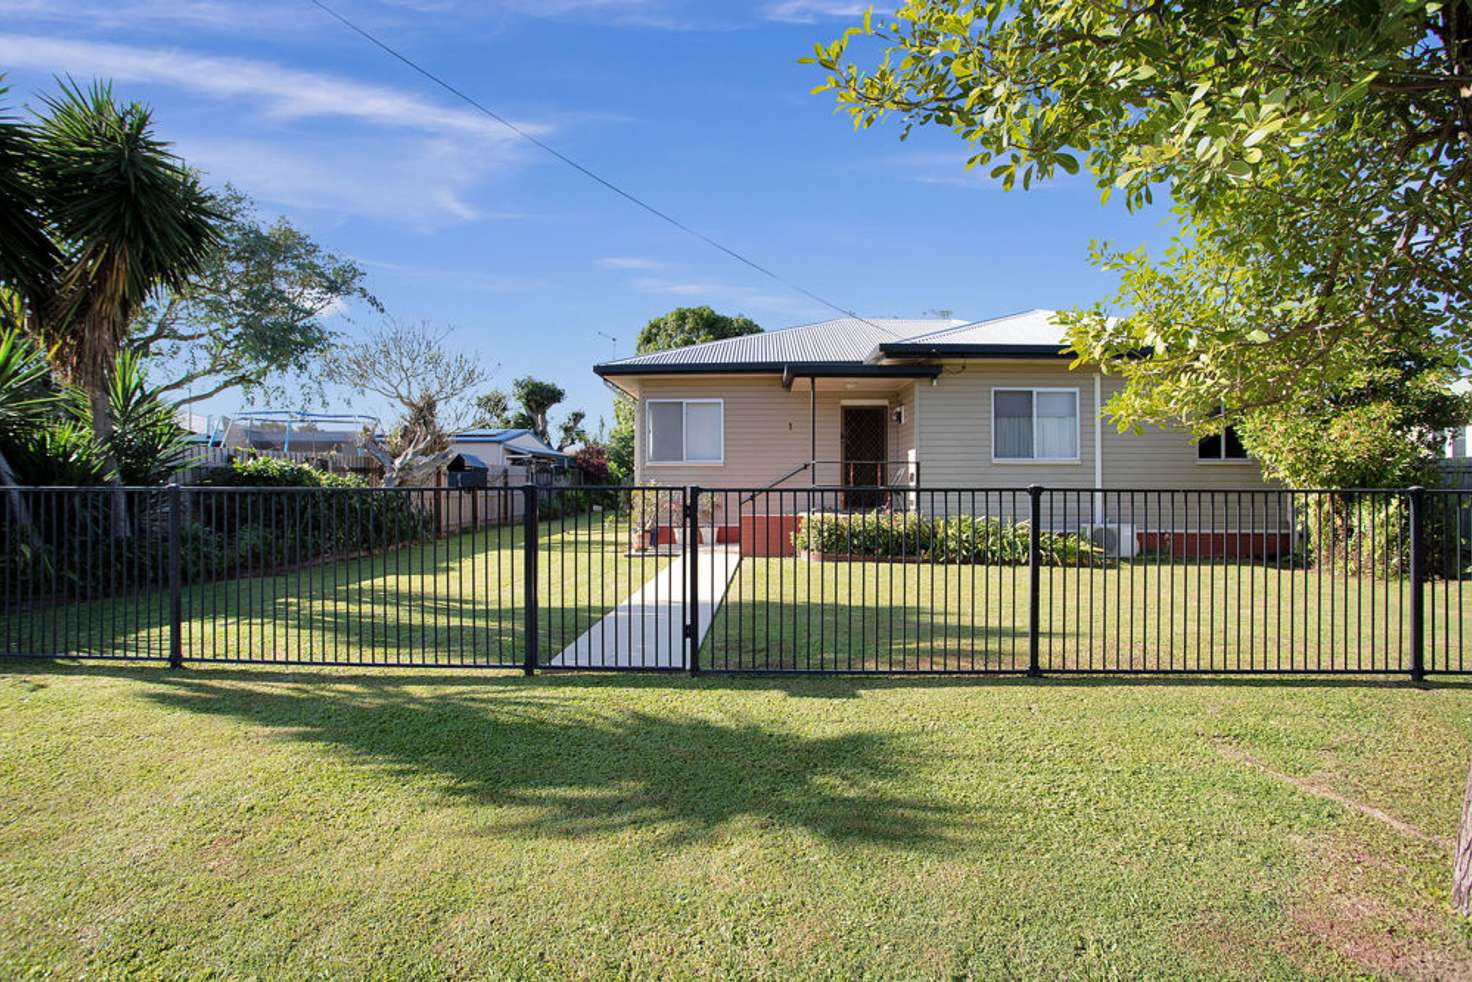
[27,78,221,396]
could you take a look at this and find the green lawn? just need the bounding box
[705,557,1472,674]
[3,663,1472,977]
[0,514,670,667]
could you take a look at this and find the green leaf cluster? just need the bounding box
[635,306,762,354]
[792,511,1098,566]
[0,329,191,486]
[808,1,1471,485]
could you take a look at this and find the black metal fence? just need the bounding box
[1,484,1468,677]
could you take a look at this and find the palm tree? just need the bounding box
[25,79,220,471]
[0,78,220,534]
[0,82,59,321]
[0,328,60,540]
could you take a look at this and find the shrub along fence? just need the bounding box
[0,483,1468,677]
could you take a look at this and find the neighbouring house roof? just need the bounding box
[593,310,1072,377]
[451,429,571,462]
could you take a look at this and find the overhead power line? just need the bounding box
[308,0,879,330]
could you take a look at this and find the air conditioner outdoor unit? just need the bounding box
[1079,523,1139,560]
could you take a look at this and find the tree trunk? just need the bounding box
[0,446,39,550]
[1454,753,1472,915]
[358,437,400,488]
[85,382,130,539]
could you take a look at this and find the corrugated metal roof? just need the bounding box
[592,311,1072,373]
[894,309,1067,347]
[453,428,535,445]
[595,317,968,369]
[452,429,567,457]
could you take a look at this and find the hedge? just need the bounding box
[1,458,431,601]
[792,511,1100,567]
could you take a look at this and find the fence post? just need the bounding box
[523,485,539,676]
[687,486,701,675]
[167,483,183,669]
[1027,484,1043,678]
[1409,485,1426,682]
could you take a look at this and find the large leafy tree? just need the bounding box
[606,397,636,484]
[635,305,762,354]
[555,409,588,451]
[473,378,587,450]
[807,1,1471,476]
[326,319,490,487]
[131,186,376,408]
[510,376,566,446]
[473,389,513,428]
[0,78,221,487]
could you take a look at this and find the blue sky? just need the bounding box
[1,0,1172,433]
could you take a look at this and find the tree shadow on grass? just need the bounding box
[127,669,962,850]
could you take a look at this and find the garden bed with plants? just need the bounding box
[791,511,1100,566]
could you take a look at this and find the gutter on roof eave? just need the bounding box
[780,363,943,388]
[594,361,944,382]
[879,343,1155,361]
[595,362,789,377]
[878,343,1077,359]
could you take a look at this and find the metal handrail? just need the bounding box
[807,459,920,488]
[739,459,920,505]
[739,461,812,504]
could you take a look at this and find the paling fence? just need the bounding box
[0,484,1468,676]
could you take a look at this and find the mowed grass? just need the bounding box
[3,663,1472,978]
[0,514,671,666]
[704,557,1472,673]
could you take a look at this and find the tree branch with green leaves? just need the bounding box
[129,186,377,408]
[807,0,1471,482]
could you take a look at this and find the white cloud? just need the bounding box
[762,0,866,24]
[0,35,545,141]
[0,34,562,224]
[0,0,316,36]
[176,134,515,227]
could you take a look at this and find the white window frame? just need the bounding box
[644,398,725,465]
[1196,406,1251,464]
[991,387,1081,464]
[1196,424,1252,464]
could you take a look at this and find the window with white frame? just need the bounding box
[1197,426,1249,461]
[645,399,723,464]
[992,388,1079,461]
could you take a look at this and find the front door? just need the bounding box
[841,406,888,510]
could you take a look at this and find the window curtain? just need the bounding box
[684,402,723,462]
[648,402,684,462]
[1034,392,1077,459]
[994,391,1034,458]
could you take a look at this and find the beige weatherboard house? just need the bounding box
[595,310,1281,556]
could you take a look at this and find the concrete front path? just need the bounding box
[549,546,742,668]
